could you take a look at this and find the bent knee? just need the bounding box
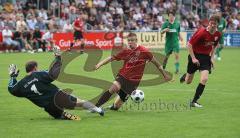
[109,81,121,93]
[200,78,208,84]
[185,75,193,84]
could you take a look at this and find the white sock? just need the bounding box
[92,107,102,113]
[82,101,101,113]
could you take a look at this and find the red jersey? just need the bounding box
[189,27,222,55]
[73,18,84,31]
[113,46,153,82]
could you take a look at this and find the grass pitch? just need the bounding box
[0,49,239,138]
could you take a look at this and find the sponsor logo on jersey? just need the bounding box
[168,29,177,32]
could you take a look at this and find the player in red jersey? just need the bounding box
[94,32,171,109]
[180,14,222,108]
[70,14,85,54]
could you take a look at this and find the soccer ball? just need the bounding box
[130,89,144,103]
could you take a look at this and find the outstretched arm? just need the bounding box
[150,56,170,80]
[95,56,115,70]
[48,55,62,80]
[8,77,21,97]
[8,65,21,97]
[48,46,62,80]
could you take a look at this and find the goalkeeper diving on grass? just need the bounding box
[7,47,104,120]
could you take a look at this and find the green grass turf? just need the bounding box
[0,49,240,138]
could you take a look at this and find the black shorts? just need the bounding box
[118,89,129,102]
[44,91,77,119]
[74,30,83,40]
[187,54,212,74]
[116,74,139,101]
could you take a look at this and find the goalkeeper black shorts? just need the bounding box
[44,91,77,119]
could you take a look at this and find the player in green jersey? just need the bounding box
[215,10,226,61]
[8,47,104,120]
[161,11,183,74]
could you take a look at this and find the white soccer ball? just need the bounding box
[131,89,144,103]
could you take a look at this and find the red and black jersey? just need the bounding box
[189,27,222,55]
[113,46,153,82]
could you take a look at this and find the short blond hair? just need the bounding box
[209,14,220,24]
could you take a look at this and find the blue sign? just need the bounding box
[224,33,240,47]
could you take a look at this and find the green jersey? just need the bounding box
[218,17,226,44]
[218,17,226,33]
[161,19,181,47]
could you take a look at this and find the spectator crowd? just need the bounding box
[0,0,240,52]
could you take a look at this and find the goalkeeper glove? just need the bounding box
[8,64,20,77]
[53,46,61,56]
